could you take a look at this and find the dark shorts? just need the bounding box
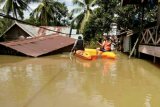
[100,48,106,52]
[100,48,111,52]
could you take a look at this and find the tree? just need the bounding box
[0,0,39,19]
[83,0,157,42]
[82,0,120,41]
[0,18,13,37]
[24,16,41,26]
[30,0,68,26]
[71,0,97,33]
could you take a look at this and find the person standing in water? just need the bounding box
[71,36,84,54]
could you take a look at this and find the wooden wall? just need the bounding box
[139,26,160,58]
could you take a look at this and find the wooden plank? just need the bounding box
[140,26,159,45]
[140,30,147,44]
[155,27,158,45]
[145,30,149,44]
[147,29,155,44]
[157,37,160,44]
[139,45,155,56]
[139,45,160,58]
[155,46,160,57]
[129,36,139,58]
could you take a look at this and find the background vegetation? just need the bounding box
[0,0,158,44]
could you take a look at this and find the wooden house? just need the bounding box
[0,22,78,57]
[0,21,80,42]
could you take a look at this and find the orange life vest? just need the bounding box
[103,40,111,51]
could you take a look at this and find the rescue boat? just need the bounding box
[75,48,116,60]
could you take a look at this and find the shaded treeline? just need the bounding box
[0,0,158,42]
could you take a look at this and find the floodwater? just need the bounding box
[0,53,160,107]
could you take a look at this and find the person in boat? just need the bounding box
[71,36,85,55]
[96,34,112,55]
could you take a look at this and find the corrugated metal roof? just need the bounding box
[0,35,75,57]
[37,26,77,36]
[0,21,39,38]
[1,21,79,38]
[16,22,39,37]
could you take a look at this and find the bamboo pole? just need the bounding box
[129,4,144,58]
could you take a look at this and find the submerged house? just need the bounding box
[0,22,77,57]
[0,22,39,41]
[0,21,79,41]
[0,35,75,57]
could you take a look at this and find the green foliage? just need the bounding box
[24,16,41,26]
[2,0,26,19]
[71,0,96,33]
[117,5,157,30]
[0,18,13,40]
[85,39,99,48]
[30,0,68,26]
[82,0,157,44]
[82,0,119,42]
[0,0,39,19]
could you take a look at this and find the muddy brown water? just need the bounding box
[0,53,160,107]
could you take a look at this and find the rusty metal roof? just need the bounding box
[0,35,75,57]
[37,26,76,36]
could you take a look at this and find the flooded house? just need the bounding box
[0,21,80,41]
[0,21,78,57]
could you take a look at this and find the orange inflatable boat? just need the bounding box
[75,48,116,60]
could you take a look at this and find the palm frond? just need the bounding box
[72,12,85,28]
[90,0,98,7]
[2,0,29,19]
[71,7,83,14]
[84,0,93,5]
[24,0,41,3]
[31,0,68,25]
[0,0,5,3]
[72,0,85,7]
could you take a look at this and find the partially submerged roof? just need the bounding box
[0,35,75,57]
[37,26,77,36]
[16,22,39,37]
[0,21,78,38]
[0,21,39,37]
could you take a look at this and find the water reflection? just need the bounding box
[0,66,11,81]
[0,54,160,107]
[144,94,152,107]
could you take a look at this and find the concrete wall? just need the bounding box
[123,36,131,52]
